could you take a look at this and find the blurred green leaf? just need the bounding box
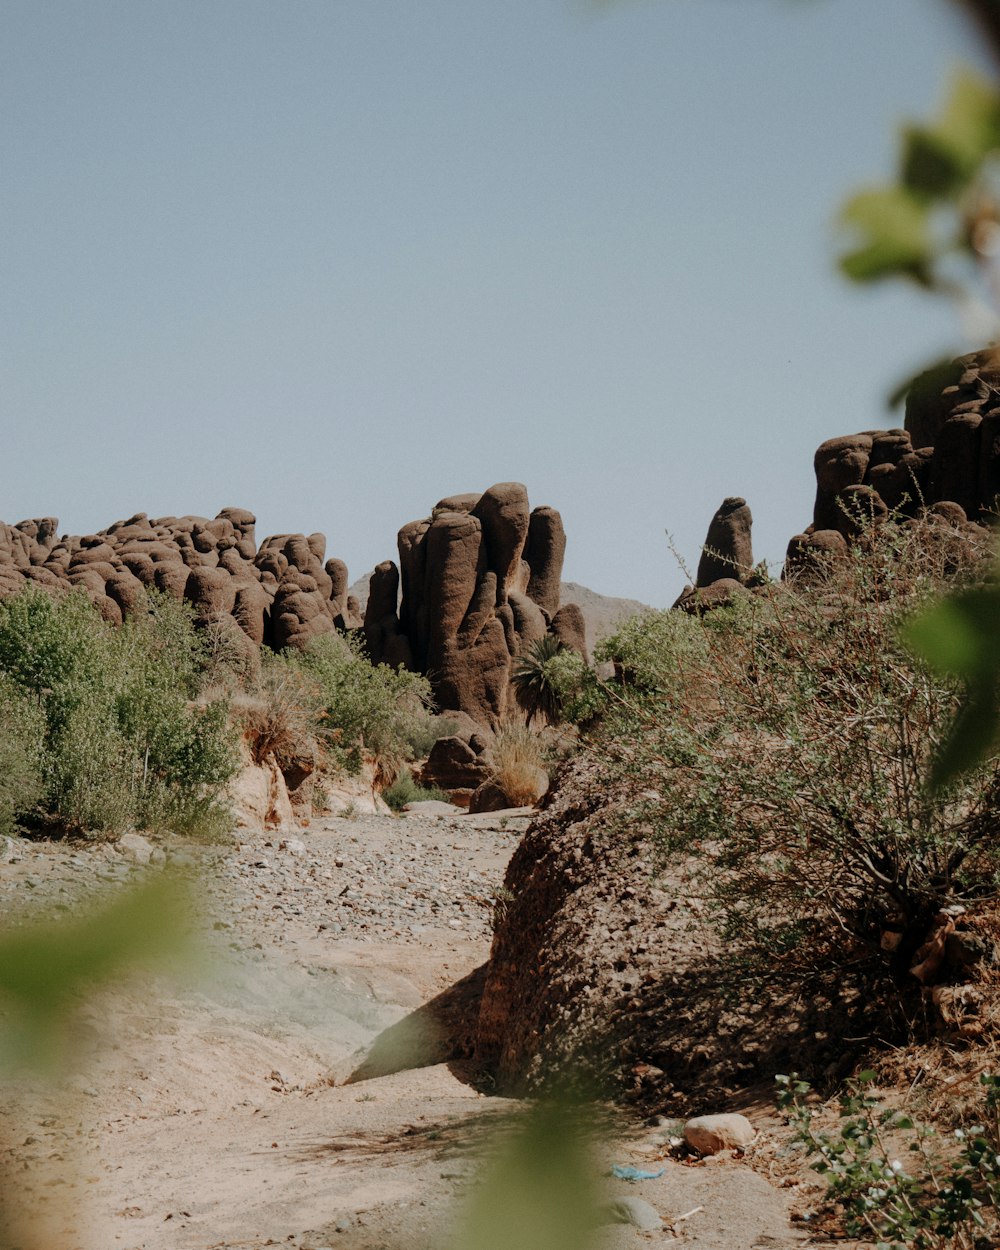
[838,186,932,283]
[934,66,1000,171]
[904,588,1000,679]
[903,582,1000,788]
[901,125,970,199]
[454,1098,603,1250]
[930,685,1000,790]
[0,872,194,1072]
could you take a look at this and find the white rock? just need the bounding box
[401,800,460,817]
[684,1112,755,1155]
[601,1197,663,1231]
[118,832,154,865]
[280,837,307,855]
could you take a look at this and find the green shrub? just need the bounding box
[593,606,708,694]
[778,1070,1000,1248]
[0,587,238,838]
[288,631,434,778]
[538,648,602,727]
[381,768,451,812]
[0,675,45,836]
[588,524,1000,995]
[401,711,461,760]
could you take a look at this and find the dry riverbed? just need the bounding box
[0,811,811,1250]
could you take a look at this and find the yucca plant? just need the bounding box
[511,635,566,726]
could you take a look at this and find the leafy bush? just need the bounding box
[288,631,434,779]
[0,676,45,837]
[231,653,324,770]
[400,711,461,760]
[381,768,451,812]
[586,523,1000,995]
[0,587,238,838]
[778,1070,1000,1249]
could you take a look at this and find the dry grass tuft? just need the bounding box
[489,723,548,807]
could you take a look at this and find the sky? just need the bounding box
[0,0,990,607]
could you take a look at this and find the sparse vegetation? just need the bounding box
[778,1070,1000,1249]
[488,722,549,807]
[286,631,435,781]
[382,768,451,812]
[569,521,1000,1014]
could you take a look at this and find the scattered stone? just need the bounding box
[683,1113,755,1155]
[117,832,155,865]
[600,1196,663,1231]
[400,801,462,817]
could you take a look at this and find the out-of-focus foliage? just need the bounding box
[452,1098,603,1250]
[838,67,1000,388]
[904,563,1000,788]
[0,873,194,1074]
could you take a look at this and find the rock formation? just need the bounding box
[0,509,364,648]
[365,483,585,728]
[681,346,1000,604]
[0,484,585,731]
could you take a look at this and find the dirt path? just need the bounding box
[0,813,811,1250]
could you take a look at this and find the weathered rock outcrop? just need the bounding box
[366,483,584,728]
[0,509,362,650]
[473,758,875,1109]
[695,496,754,587]
[683,346,1000,605]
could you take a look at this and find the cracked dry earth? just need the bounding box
[0,811,811,1250]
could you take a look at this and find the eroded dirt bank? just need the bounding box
[0,812,807,1250]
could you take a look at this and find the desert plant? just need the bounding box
[591,521,1000,993]
[288,631,435,778]
[488,722,549,807]
[778,1070,1000,1249]
[0,587,237,837]
[232,652,324,769]
[511,635,568,725]
[401,711,461,760]
[0,675,46,836]
[381,768,451,812]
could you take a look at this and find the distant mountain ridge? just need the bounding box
[349,572,649,656]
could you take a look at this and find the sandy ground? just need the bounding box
[0,812,813,1250]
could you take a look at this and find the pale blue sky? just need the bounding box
[0,0,987,605]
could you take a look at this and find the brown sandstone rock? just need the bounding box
[832,483,889,541]
[471,483,531,602]
[783,529,848,582]
[673,578,747,614]
[524,506,566,618]
[930,414,983,517]
[695,496,753,587]
[551,603,589,661]
[421,735,492,792]
[813,434,872,531]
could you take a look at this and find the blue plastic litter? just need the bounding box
[610,1165,665,1182]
